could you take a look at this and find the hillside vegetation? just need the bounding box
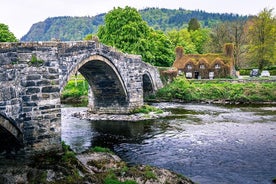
[21,8,247,41]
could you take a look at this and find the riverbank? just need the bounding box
[0,144,194,184]
[152,77,276,104]
[61,77,276,105]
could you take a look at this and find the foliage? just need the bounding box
[83,33,94,40]
[132,105,163,114]
[247,8,276,70]
[156,77,276,102]
[167,28,210,54]
[21,8,247,42]
[0,23,17,42]
[188,18,201,31]
[29,54,44,66]
[90,146,114,154]
[208,20,248,69]
[61,78,88,99]
[61,141,77,164]
[21,15,105,41]
[144,165,157,180]
[97,6,174,66]
[190,29,210,54]
[167,29,197,54]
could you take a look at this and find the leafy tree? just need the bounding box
[208,22,231,53]
[247,8,276,70]
[188,18,201,32]
[167,28,210,54]
[208,20,248,69]
[167,29,197,54]
[190,29,210,54]
[0,23,17,42]
[97,6,174,66]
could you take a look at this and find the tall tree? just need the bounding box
[188,18,201,32]
[247,8,276,70]
[208,20,248,69]
[97,6,174,66]
[0,23,17,42]
[190,29,210,54]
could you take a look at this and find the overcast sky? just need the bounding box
[1,0,275,39]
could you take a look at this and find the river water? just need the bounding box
[61,103,276,184]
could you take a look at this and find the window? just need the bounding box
[215,64,220,69]
[186,72,192,78]
[187,64,192,70]
[199,64,205,69]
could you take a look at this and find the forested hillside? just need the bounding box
[21,8,247,41]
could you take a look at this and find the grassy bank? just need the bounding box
[154,77,276,103]
[61,77,89,105]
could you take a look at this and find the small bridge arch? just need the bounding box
[0,113,23,154]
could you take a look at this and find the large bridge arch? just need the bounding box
[61,54,129,113]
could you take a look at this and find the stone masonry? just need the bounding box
[0,41,163,157]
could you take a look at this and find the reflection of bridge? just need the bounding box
[0,41,162,157]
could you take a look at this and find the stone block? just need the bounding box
[26,87,40,95]
[42,86,59,93]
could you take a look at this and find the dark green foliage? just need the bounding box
[188,18,201,31]
[0,23,17,42]
[97,6,174,66]
[21,15,104,41]
[21,8,247,42]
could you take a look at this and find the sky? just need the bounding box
[1,0,276,39]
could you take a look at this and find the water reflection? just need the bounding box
[61,103,276,184]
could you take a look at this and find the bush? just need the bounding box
[132,105,163,114]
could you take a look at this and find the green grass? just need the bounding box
[62,79,88,98]
[156,77,276,103]
[90,146,114,154]
[132,105,163,114]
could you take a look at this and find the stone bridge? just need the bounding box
[0,41,163,157]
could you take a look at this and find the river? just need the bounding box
[61,103,276,184]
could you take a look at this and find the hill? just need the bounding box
[21,8,247,41]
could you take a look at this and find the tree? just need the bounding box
[0,23,17,42]
[167,29,197,54]
[208,20,248,69]
[229,20,248,69]
[247,8,276,70]
[97,6,174,66]
[188,18,201,32]
[190,29,210,54]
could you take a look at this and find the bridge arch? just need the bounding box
[61,54,129,113]
[0,113,23,154]
[142,72,155,99]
